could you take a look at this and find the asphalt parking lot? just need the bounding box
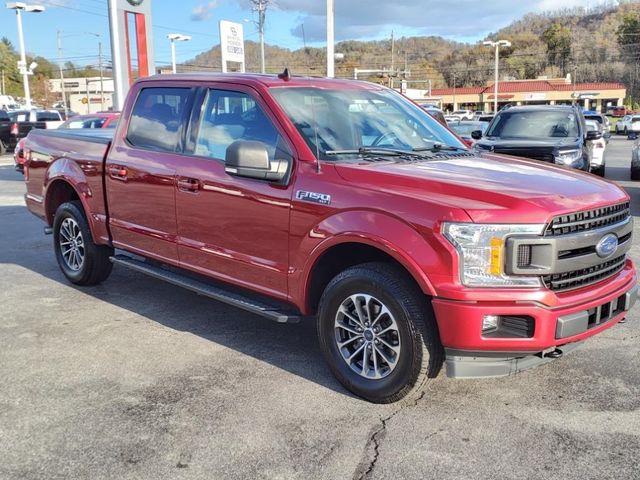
[1,137,639,480]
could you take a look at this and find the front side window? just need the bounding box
[193,89,291,162]
[486,110,580,139]
[127,87,191,152]
[36,112,61,121]
[270,86,464,160]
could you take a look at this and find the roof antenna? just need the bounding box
[278,68,291,81]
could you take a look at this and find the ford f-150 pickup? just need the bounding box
[23,73,637,403]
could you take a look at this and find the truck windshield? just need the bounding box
[270,87,465,160]
[486,110,580,139]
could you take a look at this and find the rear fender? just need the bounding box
[44,158,102,243]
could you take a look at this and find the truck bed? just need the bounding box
[24,128,113,243]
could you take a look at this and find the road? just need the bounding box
[1,138,639,480]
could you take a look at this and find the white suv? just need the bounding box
[615,114,640,135]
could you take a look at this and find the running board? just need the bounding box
[110,255,302,323]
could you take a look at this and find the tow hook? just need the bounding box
[44,226,52,235]
[544,348,563,359]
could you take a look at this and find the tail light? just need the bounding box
[10,122,18,136]
[23,147,31,180]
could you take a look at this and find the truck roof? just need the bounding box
[138,72,385,90]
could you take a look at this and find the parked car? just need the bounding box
[23,73,636,403]
[13,137,26,172]
[444,114,461,123]
[585,119,606,177]
[58,112,120,130]
[448,120,490,146]
[583,112,611,141]
[0,109,12,154]
[473,113,494,122]
[615,114,640,136]
[451,109,474,120]
[609,106,627,117]
[631,139,640,180]
[7,109,64,147]
[474,104,600,171]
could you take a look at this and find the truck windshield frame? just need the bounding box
[270,86,465,160]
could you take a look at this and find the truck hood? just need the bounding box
[334,152,628,224]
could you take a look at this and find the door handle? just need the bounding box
[177,177,201,193]
[108,165,128,180]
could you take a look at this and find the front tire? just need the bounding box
[317,262,443,403]
[631,167,640,181]
[53,201,113,285]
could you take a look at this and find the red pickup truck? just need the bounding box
[23,73,637,403]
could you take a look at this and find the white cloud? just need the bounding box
[270,0,612,42]
[191,1,219,22]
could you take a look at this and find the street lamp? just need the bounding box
[483,39,511,113]
[6,2,45,109]
[167,33,191,74]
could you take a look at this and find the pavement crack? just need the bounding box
[353,390,428,479]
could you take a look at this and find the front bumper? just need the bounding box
[432,266,637,377]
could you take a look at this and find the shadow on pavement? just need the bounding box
[0,204,352,399]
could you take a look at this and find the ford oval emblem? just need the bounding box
[595,233,618,258]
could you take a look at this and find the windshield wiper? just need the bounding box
[412,144,468,152]
[325,147,426,157]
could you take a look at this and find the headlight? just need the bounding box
[443,223,545,287]
[555,149,582,165]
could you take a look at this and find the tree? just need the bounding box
[617,10,640,104]
[542,23,572,74]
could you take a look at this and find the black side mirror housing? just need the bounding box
[586,130,602,140]
[471,130,483,140]
[225,140,287,182]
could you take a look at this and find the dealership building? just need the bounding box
[48,77,115,114]
[410,77,627,113]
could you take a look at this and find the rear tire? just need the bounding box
[592,165,605,177]
[317,262,443,403]
[631,167,640,181]
[53,201,113,285]
[0,141,6,155]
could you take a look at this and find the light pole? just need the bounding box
[483,39,511,113]
[167,33,191,74]
[6,2,45,109]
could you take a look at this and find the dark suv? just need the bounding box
[473,105,601,171]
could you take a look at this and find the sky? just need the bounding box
[0,0,613,71]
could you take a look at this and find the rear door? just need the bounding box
[174,85,295,299]
[106,85,195,264]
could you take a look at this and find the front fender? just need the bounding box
[292,209,453,312]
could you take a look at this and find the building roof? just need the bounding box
[431,80,626,96]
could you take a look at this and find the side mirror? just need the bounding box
[586,130,602,140]
[471,130,483,140]
[225,140,287,182]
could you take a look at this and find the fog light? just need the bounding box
[482,315,500,333]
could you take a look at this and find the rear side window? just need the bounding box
[127,87,191,152]
[60,117,106,129]
[36,111,61,121]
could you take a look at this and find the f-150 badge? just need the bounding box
[296,190,331,205]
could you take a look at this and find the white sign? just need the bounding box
[220,20,245,73]
[525,92,546,101]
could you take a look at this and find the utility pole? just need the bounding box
[326,0,334,78]
[251,0,268,74]
[391,30,395,73]
[98,40,104,111]
[1,69,5,95]
[483,39,511,113]
[452,71,457,112]
[57,31,68,118]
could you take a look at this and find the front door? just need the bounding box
[106,85,194,263]
[175,86,295,300]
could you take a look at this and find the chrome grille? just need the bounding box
[545,202,630,237]
[542,255,626,292]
